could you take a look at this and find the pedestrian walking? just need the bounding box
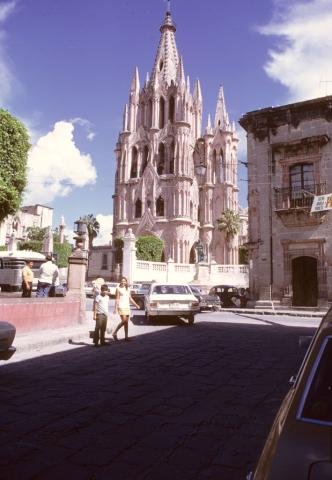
[36,254,59,298]
[93,284,110,346]
[21,260,34,297]
[112,276,139,341]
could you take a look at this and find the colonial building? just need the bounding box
[112,10,239,264]
[240,95,332,307]
[0,204,53,246]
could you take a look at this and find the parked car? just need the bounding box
[189,286,221,311]
[247,307,332,480]
[131,283,151,310]
[145,283,200,325]
[105,282,119,297]
[0,321,16,361]
[84,282,94,298]
[55,283,67,297]
[209,285,241,308]
[130,283,142,295]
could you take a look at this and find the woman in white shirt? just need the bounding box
[112,277,139,341]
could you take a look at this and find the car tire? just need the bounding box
[188,315,195,326]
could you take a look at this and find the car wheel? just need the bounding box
[212,306,219,311]
[188,315,195,326]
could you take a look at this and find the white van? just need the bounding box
[0,250,46,292]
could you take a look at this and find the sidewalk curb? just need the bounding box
[221,308,325,318]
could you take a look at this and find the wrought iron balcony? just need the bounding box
[274,183,326,211]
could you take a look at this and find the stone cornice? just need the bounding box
[239,95,332,142]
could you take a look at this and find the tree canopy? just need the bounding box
[0,109,30,222]
[79,214,100,250]
[217,209,241,241]
[136,235,164,262]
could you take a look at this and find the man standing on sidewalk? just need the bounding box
[93,284,109,346]
[36,254,59,298]
[22,260,34,298]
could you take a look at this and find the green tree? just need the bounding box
[217,209,241,241]
[239,245,249,264]
[79,214,100,251]
[136,235,164,262]
[113,237,124,264]
[0,109,30,222]
[26,226,47,241]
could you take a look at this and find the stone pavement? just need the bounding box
[0,312,317,480]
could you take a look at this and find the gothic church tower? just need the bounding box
[113,11,239,264]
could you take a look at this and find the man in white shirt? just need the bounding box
[36,254,59,298]
[93,284,109,346]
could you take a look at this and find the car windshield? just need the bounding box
[152,285,191,295]
[190,287,200,294]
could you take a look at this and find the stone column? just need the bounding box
[67,246,88,323]
[122,229,136,285]
[166,258,175,282]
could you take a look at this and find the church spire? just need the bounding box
[193,79,202,103]
[214,85,228,129]
[176,56,186,90]
[130,66,140,95]
[150,11,179,86]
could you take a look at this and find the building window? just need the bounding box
[169,96,175,124]
[159,97,165,129]
[169,141,175,174]
[157,143,165,175]
[130,147,138,178]
[135,198,142,218]
[290,163,314,205]
[101,253,108,270]
[156,196,165,216]
[140,146,148,176]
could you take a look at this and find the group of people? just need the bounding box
[21,254,59,298]
[92,276,139,346]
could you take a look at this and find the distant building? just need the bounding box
[238,207,248,246]
[87,245,113,281]
[240,95,332,307]
[112,10,239,265]
[0,204,53,246]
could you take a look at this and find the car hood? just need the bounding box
[149,294,197,302]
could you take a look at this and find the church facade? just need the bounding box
[112,11,239,264]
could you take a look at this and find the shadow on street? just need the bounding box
[0,320,314,480]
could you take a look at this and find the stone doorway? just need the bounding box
[292,256,318,307]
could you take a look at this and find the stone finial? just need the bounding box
[205,114,213,135]
[130,66,140,94]
[214,85,228,129]
[193,79,202,103]
[176,56,186,90]
[123,104,129,132]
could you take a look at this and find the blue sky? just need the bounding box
[1,0,332,243]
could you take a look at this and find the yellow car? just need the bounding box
[248,308,332,479]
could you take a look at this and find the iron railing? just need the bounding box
[274,183,326,210]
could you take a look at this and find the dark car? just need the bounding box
[190,286,221,311]
[0,321,16,361]
[209,285,241,308]
[131,283,151,309]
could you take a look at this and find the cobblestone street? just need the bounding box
[0,313,315,480]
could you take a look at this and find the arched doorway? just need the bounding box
[292,256,318,306]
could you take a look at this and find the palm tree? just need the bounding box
[79,214,100,251]
[217,209,240,263]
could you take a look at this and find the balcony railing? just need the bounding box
[275,183,326,211]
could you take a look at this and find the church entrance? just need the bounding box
[189,245,196,264]
[292,256,318,307]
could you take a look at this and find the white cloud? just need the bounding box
[70,117,96,142]
[0,1,16,105]
[0,1,15,23]
[25,120,97,204]
[258,0,332,101]
[94,214,113,246]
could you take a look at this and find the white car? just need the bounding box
[0,321,16,361]
[105,282,119,297]
[145,283,200,325]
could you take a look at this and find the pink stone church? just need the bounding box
[112,10,239,264]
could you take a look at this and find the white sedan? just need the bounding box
[145,283,200,325]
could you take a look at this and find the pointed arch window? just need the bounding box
[135,198,142,218]
[212,149,217,183]
[156,196,165,217]
[220,148,224,182]
[159,97,165,129]
[140,146,149,175]
[148,99,153,128]
[157,143,165,175]
[169,96,175,124]
[130,147,138,178]
[169,140,175,174]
